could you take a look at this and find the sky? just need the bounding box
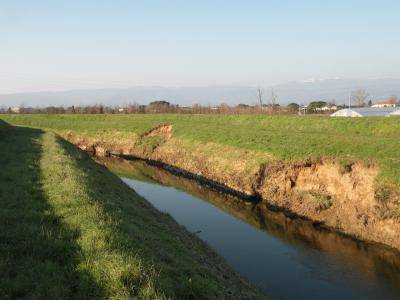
[1,0,400,94]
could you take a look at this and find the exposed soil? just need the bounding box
[143,124,173,139]
[62,125,400,250]
[259,160,400,250]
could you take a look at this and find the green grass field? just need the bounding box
[1,114,399,297]
[2,114,399,190]
[0,119,264,299]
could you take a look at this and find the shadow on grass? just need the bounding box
[0,120,105,298]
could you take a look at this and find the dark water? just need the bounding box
[102,158,400,300]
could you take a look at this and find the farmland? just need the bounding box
[1,114,400,249]
[1,114,399,188]
[1,113,400,298]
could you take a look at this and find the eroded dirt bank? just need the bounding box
[63,125,400,250]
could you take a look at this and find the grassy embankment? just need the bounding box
[0,120,264,299]
[2,114,399,192]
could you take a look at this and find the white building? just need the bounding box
[316,105,337,111]
[10,107,20,113]
[331,107,400,117]
[371,98,397,108]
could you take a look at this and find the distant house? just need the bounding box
[10,107,20,113]
[147,100,171,113]
[316,104,337,111]
[331,107,400,117]
[179,106,192,111]
[237,104,250,108]
[298,105,308,115]
[371,97,398,108]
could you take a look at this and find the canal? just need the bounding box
[102,157,400,300]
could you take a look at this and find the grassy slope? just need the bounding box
[0,120,264,299]
[1,114,399,190]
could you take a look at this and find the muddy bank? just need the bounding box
[119,154,259,202]
[63,126,400,250]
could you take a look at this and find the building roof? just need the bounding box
[331,107,400,117]
[376,98,397,105]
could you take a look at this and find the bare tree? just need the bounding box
[257,87,263,108]
[270,89,277,107]
[351,89,369,107]
[269,89,278,113]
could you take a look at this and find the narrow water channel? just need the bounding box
[101,157,400,300]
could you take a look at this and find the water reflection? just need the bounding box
[99,157,400,300]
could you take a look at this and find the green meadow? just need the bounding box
[1,113,399,298]
[2,114,400,189]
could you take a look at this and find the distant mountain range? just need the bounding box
[1,78,399,107]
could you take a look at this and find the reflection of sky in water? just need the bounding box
[121,177,400,300]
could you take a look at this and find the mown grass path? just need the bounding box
[0,120,264,299]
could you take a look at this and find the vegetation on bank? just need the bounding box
[0,120,265,299]
[1,114,399,190]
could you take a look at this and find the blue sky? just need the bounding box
[1,0,400,93]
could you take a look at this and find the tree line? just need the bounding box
[0,101,340,115]
[2,90,397,115]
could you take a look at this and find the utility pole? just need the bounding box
[257,87,263,109]
[270,89,277,113]
[270,89,277,106]
[348,93,351,109]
